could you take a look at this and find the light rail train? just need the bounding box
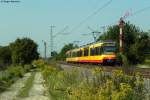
[66,41,116,65]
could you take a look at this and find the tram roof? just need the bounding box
[66,40,115,53]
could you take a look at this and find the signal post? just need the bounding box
[119,18,125,53]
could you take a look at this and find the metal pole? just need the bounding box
[42,40,47,60]
[50,26,55,57]
[92,32,96,42]
[44,41,46,60]
[101,26,106,36]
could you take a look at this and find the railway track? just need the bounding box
[59,62,150,79]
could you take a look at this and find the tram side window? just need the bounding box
[74,52,76,57]
[72,52,77,57]
[93,47,102,55]
[77,51,79,57]
[79,50,82,57]
[70,52,72,57]
[95,47,99,55]
[77,50,82,57]
[90,48,94,56]
[66,53,69,57]
[84,48,89,56]
[72,52,75,57]
[99,47,103,54]
[71,52,73,57]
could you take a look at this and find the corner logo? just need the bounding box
[0,0,21,3]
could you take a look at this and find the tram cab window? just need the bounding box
[103,46,116,53]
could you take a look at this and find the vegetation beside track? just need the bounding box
[33,59,147,100]
[144,59,150,66]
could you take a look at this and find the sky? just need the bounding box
[0,0,150,57]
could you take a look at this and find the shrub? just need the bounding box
[32,59,47,68]
[0,64,34,93]
[112,83,134,100]
[7,66,25,78]
[116,53,123,65]
[23,64,32,72]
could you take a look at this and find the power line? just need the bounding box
[70,0,113,33]
[122,6,150,20]
[132,6,150,17]
[81,26,101,42]
[53,26,69,38]
[49,26,69,54]
[104,5,150,27]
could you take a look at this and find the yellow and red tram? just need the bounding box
[66,41,116,64]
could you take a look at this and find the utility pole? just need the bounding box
[42,40,47,60]
[50,25,55,57]
[100,26,106,37]
[119,18,125,53]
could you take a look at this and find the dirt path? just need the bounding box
[21,72,49,100]
[0,73,31,100]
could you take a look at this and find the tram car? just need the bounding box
[66,41,116,65]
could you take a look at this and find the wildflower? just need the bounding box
[92,67,102,75]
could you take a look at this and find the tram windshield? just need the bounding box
[103,46,116,53]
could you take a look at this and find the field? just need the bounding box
[39,60,150,100]
[0,60,150,100]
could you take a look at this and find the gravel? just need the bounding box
[21,72,49,100]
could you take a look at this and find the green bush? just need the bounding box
[32,59,47,68]
[7,66,25,78]
[112,83,134,100]
[116,53,123,65]
[0,64,32,93]
[23,64,32,72]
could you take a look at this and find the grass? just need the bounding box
[0,66,26,93]
[137,59,150,68]
[17,71,35,98]
[42,64,147,100]
[144,59,150,66]
[31,59,148,100]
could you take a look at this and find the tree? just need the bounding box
[56,43,78,60]
[10,38,39,65]
[0,46,11,67]
[97,22,150,65]
[128,32,150,64]
[51,51,58,57]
